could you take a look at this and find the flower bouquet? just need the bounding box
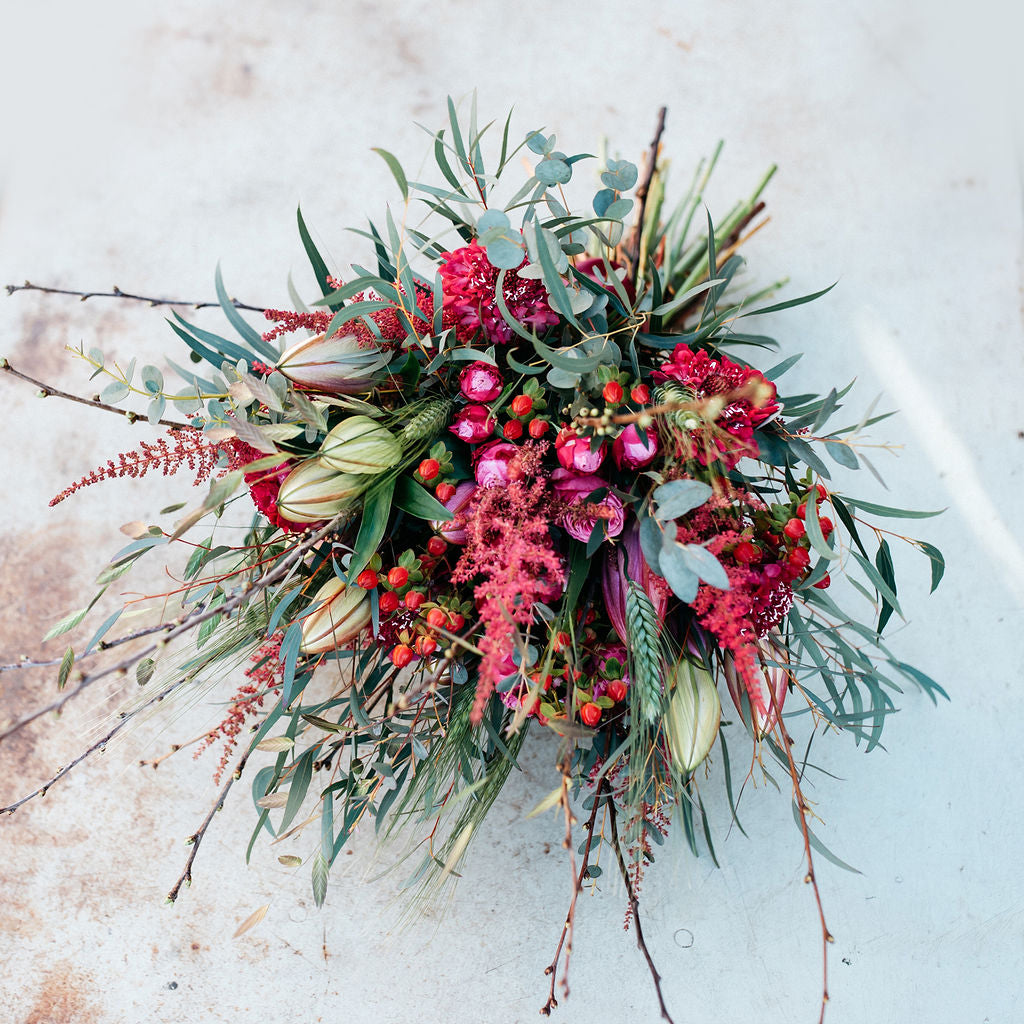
[1,99,945,1022]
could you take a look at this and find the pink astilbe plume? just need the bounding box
[451,476,565,724]
[50,428,229,506]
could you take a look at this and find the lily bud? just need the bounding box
[299,577,372,654]
[277,332,390,394]
[319,416,401,475]
[723,636,788,737]
[276,459,364,523]
[663,658,721,773]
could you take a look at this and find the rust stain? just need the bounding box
[22,962,100,1024]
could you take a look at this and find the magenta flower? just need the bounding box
[432,480,478,544]
[439,241,560,345]
[449,403,495,443]
[474,440,520,487]
[601,521,668,644]
[612,424,659,470]
[555,428,606,473]
[459,360,503,402]
[553,470,625,542]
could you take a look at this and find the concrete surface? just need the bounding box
[1,2,1021,1022]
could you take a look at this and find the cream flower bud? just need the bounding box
[299,577,372,654]
[276,459,365,523]
[277,332,390,395]
[662,659,721,773]
[319,416,401,475]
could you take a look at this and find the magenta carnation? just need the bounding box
[439,241,559,345]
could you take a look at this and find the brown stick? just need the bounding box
[607,797,677,1024]
[5,280,266,313]
[624,106,668,285]
[0,358,191,430]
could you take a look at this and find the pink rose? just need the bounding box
[555,428,606,473]
[458,360,503,402]
[613,423,659,470]
[552,470,625,543]
[449,404,495,443]
[473,440,520,487]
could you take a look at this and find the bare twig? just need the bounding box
[0,358,191,429]
[541,774,609,1016]
[166,748,250,902]
[624,106,668,285]
[607,796,676,1024]
[0,514,343,747]
[5,280,266,313]
[0,679,183,814]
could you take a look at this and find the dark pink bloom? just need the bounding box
[553,470,625,542]
[432,480,478,544]
[449,403,495,443]
[612,424,659,470]
[654,344,780,470]
[474,440,520,487]
[439,241,560,345]
[555,428,606,473]
[575,257,636,303]
[602,521,668,643]
[459,360,503,402]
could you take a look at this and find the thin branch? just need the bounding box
[624,106,668,285]
[541,774,609,1016]
[607,796,677,1024]
[5,280,266,313]
[166,748,249,902]
[0,514,343,747]
[0,679,183,814]
[0,358,191,429]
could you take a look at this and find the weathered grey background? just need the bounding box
[1,2,1021,1022]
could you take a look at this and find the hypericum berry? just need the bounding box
[602,380,623,404]
[415,635,437,657]
[404,591,426,610]
[434,481,456,502]
[630,383,650,404]
[528,418,549,438]
[378,591,400,614]
[391,644,414,668]
[580,702,602,727]
[417,458,440,481]
[447,612,466,631]
[607,679,628,703]
[818,516,834,538]
[796,502,807,519]
[520,692,541,715]
[815,482,828,500]
[783,518,806,540]
[510,394,533,417]
[788,546,811,570]
[553,631,571,652]
[387,566,409,588]
[426,608,447,629]
[813,573,832,589]
[426,536,448,557]
[355,568,379,589]
[734,540,762,564]
[503,419,523,440]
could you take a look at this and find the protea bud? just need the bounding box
[723,636,788,737]
[319,416,401,475]
[602,522,667,644]
[277,332,390,394]
[299,577,372,654]
[276,459,364,523]
[662,658,721,773]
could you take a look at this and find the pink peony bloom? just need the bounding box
[612,423,659,470]
[439,241,560,345]
[449,403,495,443]
[474,440,521,488]
[555,428,606,473]
[553,470,625,542]
[459,360,503,402]
[432,480,478,544]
